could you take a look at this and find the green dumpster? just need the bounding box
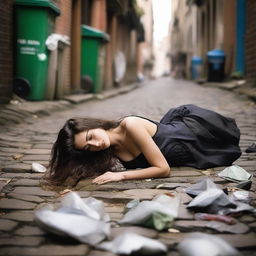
[81,25,109,93]
[14,0,60,100]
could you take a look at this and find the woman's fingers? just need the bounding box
[92,172,111,184]
[92,171,123,184]
[93,178,110,184]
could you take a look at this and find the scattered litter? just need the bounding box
[218,165,252,182]
[185,178,255,215]
[230,191,250,203]
[201,170,215,176]
[168,228,180,233]
[60,192,109,221]
[184,178,217,198]
[194,213,236,225]
[0,178,12,192]
[35,192,110,245]
[156,183,189,190]
[97,232,167,255]
[164,192,175,197]
[245,142,256,153]
[120,194,180,231]
[124,199,140,214]
[31,162,47,173]
[58,189,73,197]
[0,178,12,185]
[178,233,241,256]
[236,180,252,190]
[187,188,236,214]
[226,187,241,192]
[219,200,255,215]
[12,154,24,160]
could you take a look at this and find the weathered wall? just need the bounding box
[54,0,72,94]
[0,0,13,104]
[245,0,256,86]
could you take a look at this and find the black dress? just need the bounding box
[120,104,241,170]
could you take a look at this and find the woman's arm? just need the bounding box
[92,117,171,184]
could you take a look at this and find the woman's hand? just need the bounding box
[92,171,124,184]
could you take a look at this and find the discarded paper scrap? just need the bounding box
[34,192,110,245]
[97,232,167,255]
[218,165,252,182]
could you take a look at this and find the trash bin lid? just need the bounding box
[191,56,203,64]
[81,25,110,42]
[207,49,225,59]
[15,0,60,16]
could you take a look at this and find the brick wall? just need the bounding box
[0,0,13,104]
[54,0,72,94]
[245,0,256,86]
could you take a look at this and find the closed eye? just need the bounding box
[83,130,92,150]
[86,131,93,141]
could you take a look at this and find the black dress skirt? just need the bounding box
[120,104,241,170]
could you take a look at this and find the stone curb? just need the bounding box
[0,82,142,127]
[201,81,256,102]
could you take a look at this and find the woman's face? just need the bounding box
[74,128,110,152]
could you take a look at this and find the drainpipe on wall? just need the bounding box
[71,0,81,91]
[91,0,107,31]
[235,0,246,75]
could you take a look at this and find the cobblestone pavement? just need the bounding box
[0,77,256,255]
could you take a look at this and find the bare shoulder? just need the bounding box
[122,116,141,126]
[122,116,157,136]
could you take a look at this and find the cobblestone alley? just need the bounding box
[0,77,256,255]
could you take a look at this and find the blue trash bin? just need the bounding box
[191,56,203,80]
[207,49,225,82]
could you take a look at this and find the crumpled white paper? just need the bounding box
[34,192,110,245]
[98,232,167,255]
[186,188,236,214]
[178,233,240,256]
[218,165,252,182]
[119,194,180,230]
[31,162,47,173]
[185,178,217,198]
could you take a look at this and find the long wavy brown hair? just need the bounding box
[43,117,121,187]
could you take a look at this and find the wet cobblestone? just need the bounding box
[0,77,256,255]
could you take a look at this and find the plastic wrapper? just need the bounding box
[178,233,241,256]
[34,192,110,245]
[46,33,70,51]
[230,191,250,203]
[31,162,46,173]
[219,200,255,215]
[236,180,252,190]
[120,194,179,231]
[124,199,140,214]
[60,192,110,221]
[186,188,236,214]
[194,213,236,225]
[184,178,217,198]
[245,142,256,153]
[98,232,167,255]
[218,165,252,182]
